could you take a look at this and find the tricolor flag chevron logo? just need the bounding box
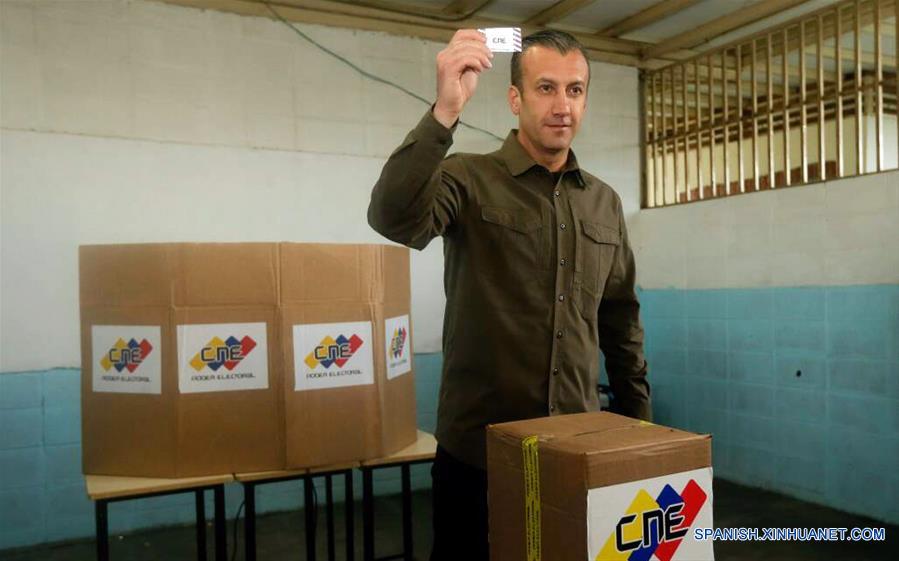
[596,479,707,561]
[189,335,257,372]
[304,334,364,369]
[100,337,153,373]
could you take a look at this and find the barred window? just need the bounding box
[643,0,898,208]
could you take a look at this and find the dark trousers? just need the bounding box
[430,445,489,561]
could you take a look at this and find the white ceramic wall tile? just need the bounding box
[0,45,43,130]
[772,184,826,224]
[1,1,37,49]
[726,254,773,288]
[825,247,899,286]
[247,111,296,150]
[129,22,211,70]
[128,0,206,31]
[770,251,827,287]
[772,218,826,256]
[686,256,728,290]
[825,210,898,252]
[364,123,411,158]
[294,116,367,155]
[639,251,688,289]
[824,173,899,217]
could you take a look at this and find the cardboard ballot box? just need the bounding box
[79,242,417,477]
[487,412,713,561]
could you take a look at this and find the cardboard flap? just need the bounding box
[584,435,712,489]
[488,412,712,489]
[80,306,179,476]
[175,243,278,306]
[280,243,380,303]
[378,245,411,305]
[489,411,640,443]
[173,306,284,475]
[281,302,382,467]
[375,301,417,455]
[549,423,706,455]
[80,244,176,307]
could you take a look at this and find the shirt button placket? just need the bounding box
[550,174,567,418]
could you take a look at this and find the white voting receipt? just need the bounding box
[478,27,522,53]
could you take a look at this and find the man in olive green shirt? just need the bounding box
[368,29,650,560]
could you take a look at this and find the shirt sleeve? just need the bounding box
[597,198,652,422]
[367,109,467,251]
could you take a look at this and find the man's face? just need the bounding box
[509,46,589,154]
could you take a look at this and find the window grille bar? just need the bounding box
[640,0,896,208]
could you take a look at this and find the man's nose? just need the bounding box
[552,91,571,115]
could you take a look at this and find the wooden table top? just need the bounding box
[85,473,233,501]
[307,460,360,475]
[234,460,360,483]
[361,430,437,468]
[233,467,308,483]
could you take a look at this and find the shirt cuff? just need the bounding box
[414,105,456,147]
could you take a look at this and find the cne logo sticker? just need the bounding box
[597,480,707,561]
[587,468,714,561]
[100,337,153,373]
[304,334,363,370]
[384,315,412,380]
[190,335,257,372]
[91,326,162,394]
[177,323,269,393]
[389,327,407,359]
[293,321,375,391]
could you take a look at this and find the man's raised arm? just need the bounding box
[367,30,492,250]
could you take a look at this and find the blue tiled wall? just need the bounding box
[0,354,444,551]
[642,284,899,525]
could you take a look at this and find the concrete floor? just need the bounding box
[3,479,897,560]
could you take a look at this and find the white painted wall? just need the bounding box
[0,0,641,372]
[632,169,899,290]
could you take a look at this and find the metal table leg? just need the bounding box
[305,476,316,561]
[345,469,355,561]
[401,465,412,561]
[326,475,335,561]
[362,468,374,561]
[95,500,109,561]
[214,484,226,561]
[195,490,207,561]
[244,482,257,561]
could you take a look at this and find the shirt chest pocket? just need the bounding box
[480,206,547,275]
[576,220,621,319]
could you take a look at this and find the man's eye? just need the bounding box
[539,84,553,93]
[569,86,583,95]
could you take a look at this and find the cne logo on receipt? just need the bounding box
[478,27,522,53]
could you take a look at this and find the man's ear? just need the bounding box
[508,85,521,116]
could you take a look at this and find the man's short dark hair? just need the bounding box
[510,30,590,93]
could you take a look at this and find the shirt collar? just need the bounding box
[499,130,586,188]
